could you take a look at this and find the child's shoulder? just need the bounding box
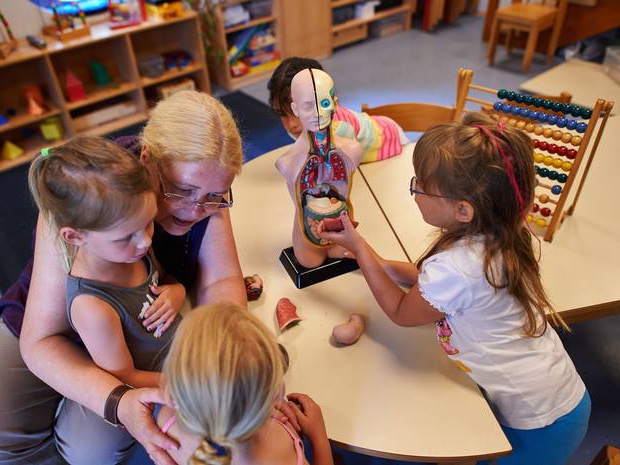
[250,418,305,465]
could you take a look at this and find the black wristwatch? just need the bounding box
[104,384,134,428]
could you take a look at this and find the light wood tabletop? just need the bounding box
[358,115,620,323]
[229,147,511,463]
[520,59,620,111]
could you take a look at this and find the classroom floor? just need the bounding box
[236,13,620,465]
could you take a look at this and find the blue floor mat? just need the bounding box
[220,91,291,163]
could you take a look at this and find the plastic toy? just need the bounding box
[162,50,192,70]
[0,9,17,59]
[89,60,112,86]
[146,0,183,20]
[42,1,91,42]
[276,68,362,269]
[27,96,45,116]
[109,0,143,29]
[39,117,63,141]
[332,314,364,346]
[244,274,263,301]
[0,113,7,125]
[275,298,301,332]
[138,54,165,78]
[156,78,195,100]
[1,140,24,161]
[65,69,86,102]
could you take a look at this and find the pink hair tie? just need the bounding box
[497,121,506,131]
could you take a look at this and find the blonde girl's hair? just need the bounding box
[28,136,152,270]
[140,90,243,175]
[413,112,568,336]
[163,304,284,465]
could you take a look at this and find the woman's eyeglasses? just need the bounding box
[409,176,451,199]
[157,170,233,209]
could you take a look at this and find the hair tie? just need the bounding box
[40,147,51,157]
[206,438,229,457]
[497,121,506,131]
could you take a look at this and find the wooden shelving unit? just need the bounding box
[0,11,209,174]
[206,0,283,91]
[331,0,416,49]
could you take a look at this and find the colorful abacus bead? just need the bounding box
[581,108,593,120]
[543,128,554,138]
[571,136,582,146]
[561,133,573,143]
[552,158,563,168]
[526,123,535,133]
[493,101,502,111]
[532,203,540,213]
[539,167,549,177]
[534,152,544,163]
[551,185,562,195]
[540,207,552,217]
[557,173,568,183]
[516,120,526,129]
[536,218,548,228]
[566,120,577,130]
[556,117,567,128]
[534,126,544,136]
[557,146,567,157]
[552,130,563,141]
[497,89,509,99]
[547,114,558,125]
[527,214,534,223]
[547,144,558,154]
[576,122,587,133]
[539,141,549,151]
[548,170,558,180]
[543,156,553,166]
[562,161,573,172]
[566,149,577,160]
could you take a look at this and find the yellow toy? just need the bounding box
[40,117,64,141]
[2,141,24,161]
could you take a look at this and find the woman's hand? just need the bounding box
[317,212,365,256]
[142,283,185,336]
[117,387,179,465]
[286,393,328,442]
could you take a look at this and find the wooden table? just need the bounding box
[358,115,620,323]
[230,148,511,463]
[520,59,620,111]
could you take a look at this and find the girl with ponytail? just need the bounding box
[159,304,333,465]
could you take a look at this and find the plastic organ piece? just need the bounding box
[332,314,365,345]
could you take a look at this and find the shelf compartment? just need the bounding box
[225,16,275,34]
[140,63,203,87]
[65,82,138,111]
[0,131,65,173]
[229,59,280,89]
[331,4,412,33]
[0,107,62,136]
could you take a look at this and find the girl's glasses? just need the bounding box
[409,176,450,199]
[157,170,233,209]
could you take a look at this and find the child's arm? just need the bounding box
[354,242,419,286]
[142,252,186,335]
[71,295,160,388]
[286,393,333,465]
[320,213,443,327]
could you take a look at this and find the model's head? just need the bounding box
[140,91,242,235]
[290,68,337,133]
[28,136,153,269]
[163,304,285,465]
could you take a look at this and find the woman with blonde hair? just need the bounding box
[0,91,246,465]
[156,304,333,465]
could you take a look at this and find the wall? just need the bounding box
[2,0,46,39]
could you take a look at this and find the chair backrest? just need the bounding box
[361,102,456,132]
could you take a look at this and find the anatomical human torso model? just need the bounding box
[276,68,362,269]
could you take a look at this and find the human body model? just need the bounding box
[157,304,334,465]
[275,68,362,268]
[319,113,590,465]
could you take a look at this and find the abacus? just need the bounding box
[454,68,614,242]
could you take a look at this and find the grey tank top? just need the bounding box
[66,255,180,371]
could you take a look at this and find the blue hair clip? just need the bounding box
[40,147,51,157]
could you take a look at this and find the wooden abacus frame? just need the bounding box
[454,68,614,242]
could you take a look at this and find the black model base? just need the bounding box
[279,246,359,289]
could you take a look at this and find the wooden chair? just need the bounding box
[487,0,569,73]
[361,102,456,132]
[590,445,620,465]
